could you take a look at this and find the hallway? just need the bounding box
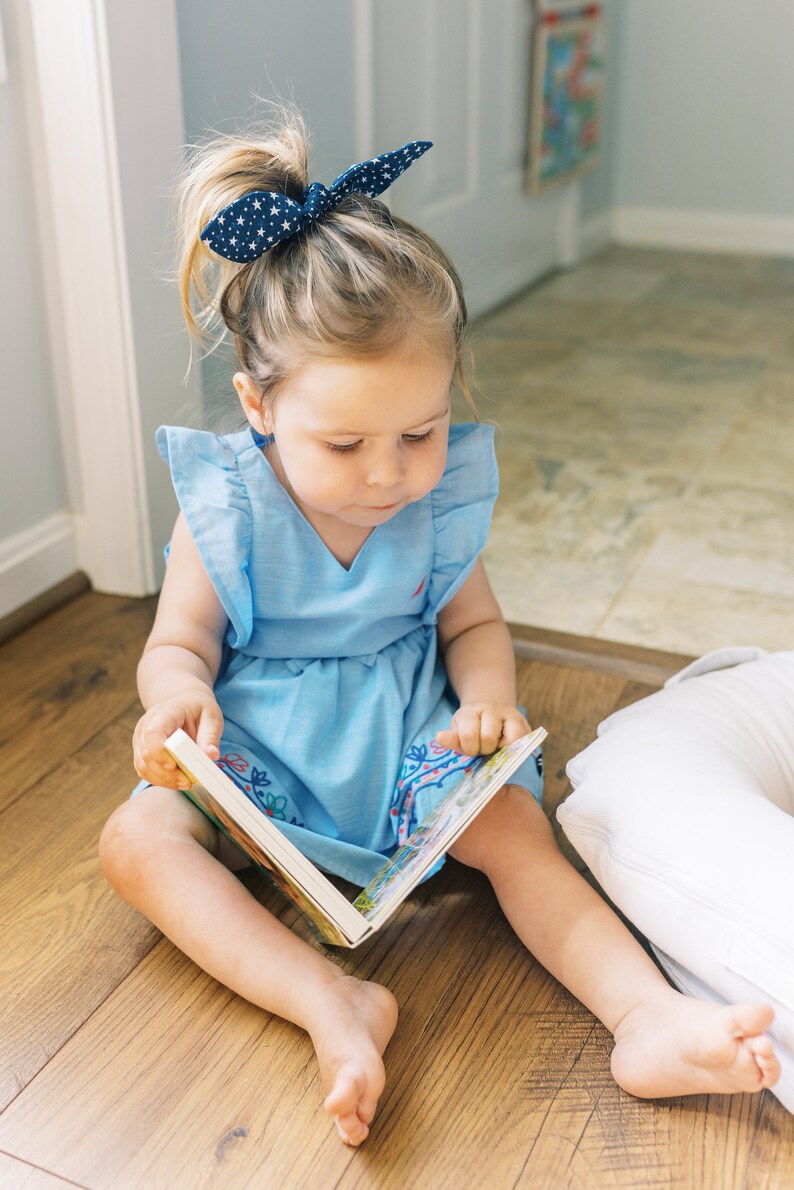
[477,245,794,655]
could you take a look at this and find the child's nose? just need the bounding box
[366,445,404,489]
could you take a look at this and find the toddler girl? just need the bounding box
[100,116,779,1146]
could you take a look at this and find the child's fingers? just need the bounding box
[438,712,503,756]
[136,705,184,751]
[133,730,188,789]
[135,727,177,774]
[437,705,532,757]
[449,709,486,756]
[133,705,194,788]
[500,716,531,745]
[477,708,505,754]
[132,747,189,790]
[196,703,224,759]
[434,727,461,751]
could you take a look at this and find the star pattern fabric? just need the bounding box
[200,140,432,263]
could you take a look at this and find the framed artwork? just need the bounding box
[528,13,606,194]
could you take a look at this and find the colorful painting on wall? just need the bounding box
[528,11,606,194]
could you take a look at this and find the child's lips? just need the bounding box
[366,497,403,511]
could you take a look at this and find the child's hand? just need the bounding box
[435,702,531,757]
[133,693,224,789]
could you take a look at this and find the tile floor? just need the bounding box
[472,244,794,655]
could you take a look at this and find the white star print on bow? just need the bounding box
[200,140,432,263]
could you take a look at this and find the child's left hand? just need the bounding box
[435,702,531,757]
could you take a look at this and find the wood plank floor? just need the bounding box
[1,592,792,1188]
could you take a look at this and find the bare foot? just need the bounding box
[611,988,780,1099]
[309,976,398,1146]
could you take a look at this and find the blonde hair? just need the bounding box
[176,112,476,414]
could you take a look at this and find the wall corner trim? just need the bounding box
[23,0,156,595]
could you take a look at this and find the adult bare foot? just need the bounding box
[611,989,779,1099]
[309,976,398,1145]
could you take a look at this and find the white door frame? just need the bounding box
[14,0,188,596]
[353,0,376,159]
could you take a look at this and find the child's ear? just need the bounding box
[234,372,272,435]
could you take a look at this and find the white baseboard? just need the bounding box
[0,512,78,619]
[612,206,794,258]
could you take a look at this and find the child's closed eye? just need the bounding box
[402,428,435,444]
[326,428,435,455]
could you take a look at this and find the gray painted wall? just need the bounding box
[580,0,620,224]
[176,0,358,173]
[613,0,794,217]
[175,0,360,422]
[0,0,66,539]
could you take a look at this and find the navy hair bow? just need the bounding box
[200,139,432,264]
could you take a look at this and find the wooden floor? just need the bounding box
[1,593,792,1189]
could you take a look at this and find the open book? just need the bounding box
[164,725,547,948]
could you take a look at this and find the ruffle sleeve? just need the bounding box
[427,422,498,614]
[157,426,254,649]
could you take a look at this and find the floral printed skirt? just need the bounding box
[389,738,543,844]
[131,734,544,860]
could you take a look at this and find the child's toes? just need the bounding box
[334,1111,369,1146]
[324,1070,359,1112]
[357,1087,381,1126]
[746,1034,781,1088]
[730,1002,774,1038]
[325,1069,373,1145]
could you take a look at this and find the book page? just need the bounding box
[353,728,546,924]
[184,782,353,947]
[165,730,370,946]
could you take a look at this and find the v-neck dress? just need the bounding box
[142,421,543,886]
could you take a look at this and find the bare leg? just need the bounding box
[450,786,780,1098]
[100,787,397,1144]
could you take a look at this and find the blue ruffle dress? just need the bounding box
[143,421,543,886]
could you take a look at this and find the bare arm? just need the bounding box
[435,559,530,755]
[133,512,229,787]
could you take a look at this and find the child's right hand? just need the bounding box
[133,693,224,789]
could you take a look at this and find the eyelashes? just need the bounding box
[327,428,436,455]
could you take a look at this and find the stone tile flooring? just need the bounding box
[471,244,794,654]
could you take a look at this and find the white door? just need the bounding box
[369,0,569,315]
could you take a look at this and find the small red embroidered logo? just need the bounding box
[411,577,426,598]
